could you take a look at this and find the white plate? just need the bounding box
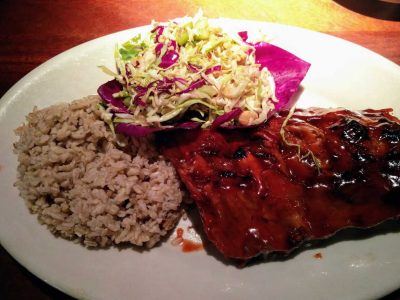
[1,19,400,300]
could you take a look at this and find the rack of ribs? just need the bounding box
[160,108,400,260]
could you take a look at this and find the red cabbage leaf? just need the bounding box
[156,40,179,69]
[151,26,165,42]
[211,108,243,129]
[254,41,310,110]
[238,31,310,110]
[116,123,158,137]
[177,78,206,94]
[97,80,130,113]
[159,50,179,68]
[238,31,248,42]
[187,64,200,72]
[205,65,222,75]
[116,121,201,138]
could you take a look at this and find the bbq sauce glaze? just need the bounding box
[160,108,400,260]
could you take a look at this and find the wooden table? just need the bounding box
[0,1,399,299]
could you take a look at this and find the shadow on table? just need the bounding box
[334,0,400,21]
[0,246,73,300]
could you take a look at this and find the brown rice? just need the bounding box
[13,96,183,248]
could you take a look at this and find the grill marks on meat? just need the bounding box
[160,108,400,259]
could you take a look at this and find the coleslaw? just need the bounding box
[98,11,310,135]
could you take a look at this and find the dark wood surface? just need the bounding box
[1,1,400,299]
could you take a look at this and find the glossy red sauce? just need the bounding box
[176,227,184,239]
[161,108,400,260]
[172,227,203,253]
[182,240,204,252]
[314,253,323,259]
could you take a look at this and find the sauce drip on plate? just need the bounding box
[171,227,203,253]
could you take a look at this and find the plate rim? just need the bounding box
[1,18,400,299]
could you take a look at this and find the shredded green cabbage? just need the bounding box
[280,106,322,173]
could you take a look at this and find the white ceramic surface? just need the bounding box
[0,19,399,300]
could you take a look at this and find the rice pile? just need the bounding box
[13,96,183,248]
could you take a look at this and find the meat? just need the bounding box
[159,108,400,260]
